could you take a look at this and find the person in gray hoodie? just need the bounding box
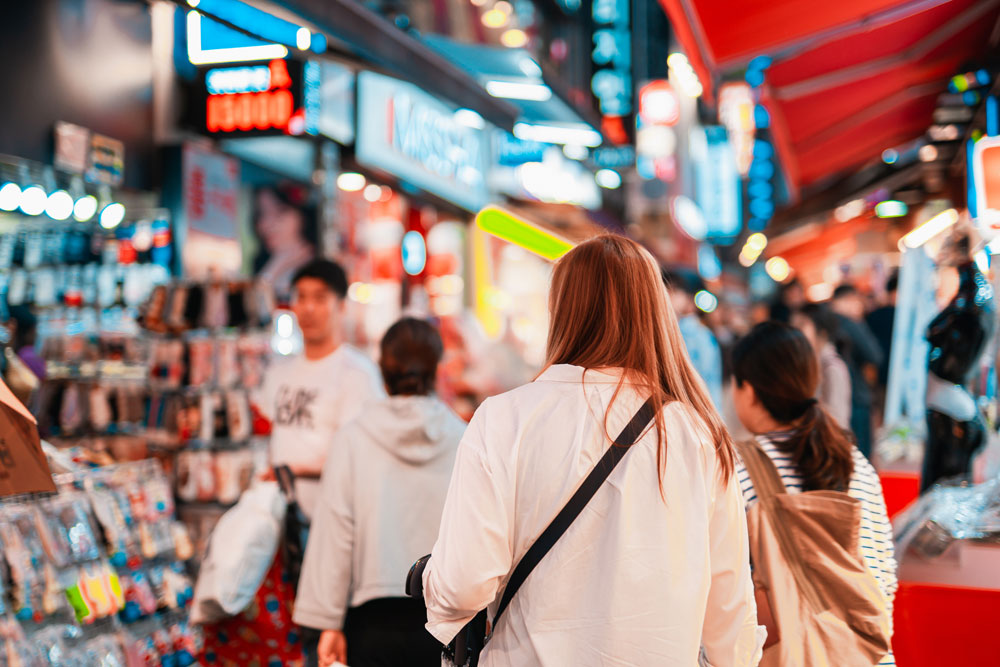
[293,317,466,667]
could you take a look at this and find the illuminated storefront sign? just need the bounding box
[357,71,489,212]
[639,81,679,126]
[203,59,317,136]
[745,57,776,232]
[591,0,632,128]
[690,126,741,243]
[719,83,755,176]
[592,145,636,169]
[496,132,548,167]
[185,1,327,66]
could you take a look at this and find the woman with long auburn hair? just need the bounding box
[422,235,762,666]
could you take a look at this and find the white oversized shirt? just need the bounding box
[255,344,384,519]
[424,365,762,666]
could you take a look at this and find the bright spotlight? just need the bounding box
[99,202,126,229]
[501,29,528,48]
[746,232,768,252]
[45,190,74,220]
[0,183,21,211]
[765,256,791,282]
[337,172,366,192]
[595,169,622,189]
[73,195,98,222]
[19,186,47,216]
[694,290,718,313]
[296,27,311,50]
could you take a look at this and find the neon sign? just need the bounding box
[205,59,304,134]
[205,65,270,95]
[591,0,632,121]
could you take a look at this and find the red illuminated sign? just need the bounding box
[205,60,295,134]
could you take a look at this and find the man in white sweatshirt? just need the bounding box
[256,258,385,522]
[255,259,384,666]
[293,318,466,667]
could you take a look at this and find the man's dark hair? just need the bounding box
[291,259,348,299]
[832,283,858,300]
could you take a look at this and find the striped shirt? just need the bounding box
[737,434,898,666]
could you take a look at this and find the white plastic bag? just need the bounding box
[190,481,287,624]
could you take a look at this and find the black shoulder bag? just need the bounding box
[407,399,656,666]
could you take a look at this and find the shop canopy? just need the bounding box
[658,0,1000,197]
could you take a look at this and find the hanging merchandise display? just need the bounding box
[0,460,200,665]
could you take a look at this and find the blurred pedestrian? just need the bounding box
[866,271,898,389]
[731,322,896,666]
[294,318,465,667]
[830,284,883,458]
[423,236,761,666]
[3,304,45,381]
[254,259,385,664]
[769,279,806,323]
[663,270,724,409]
[791,304,852,428]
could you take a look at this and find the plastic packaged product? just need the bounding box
[214,449,253,505]
[83,635,128,667]
[171,522,194,562]
[64,563,123,624]
[225,391,251,443]
[186,335,215,388]
[53,496,101,564]
[216,337,239,388]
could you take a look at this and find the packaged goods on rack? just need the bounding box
[0,460,201,666]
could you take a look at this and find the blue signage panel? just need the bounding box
[691,126,741,244]
[356,71,489,212]
[495,132,547,166]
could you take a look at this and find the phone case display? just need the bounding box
[0,460,201,666]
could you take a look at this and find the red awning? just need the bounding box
[658,0,1000,196]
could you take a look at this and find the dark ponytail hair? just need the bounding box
[379,317,444,396]
[732,321,855,492]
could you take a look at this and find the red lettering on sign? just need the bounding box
[206,90,294,133]
[269,59,292,89]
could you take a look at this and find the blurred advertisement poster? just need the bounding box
[182,143,242,279]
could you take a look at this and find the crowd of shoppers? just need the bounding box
[211,239,899,667]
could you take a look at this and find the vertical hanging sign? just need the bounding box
[591,0,631,144]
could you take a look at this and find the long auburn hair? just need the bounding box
[732,321,854,491]
[544,235,735,482]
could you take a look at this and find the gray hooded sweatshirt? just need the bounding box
[293,395,466,631]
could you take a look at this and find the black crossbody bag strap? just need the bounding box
[489,398,657,635]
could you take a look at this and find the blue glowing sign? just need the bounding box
[592,145,636,169]
[495,133,547,166]
[402,231,427,276]
[186,0,327,65]
[205,65,271,94]
[691,126,741,244]
[746,61,776,233]
[591,0,631,117]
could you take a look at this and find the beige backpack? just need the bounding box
[736,440,892,667]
